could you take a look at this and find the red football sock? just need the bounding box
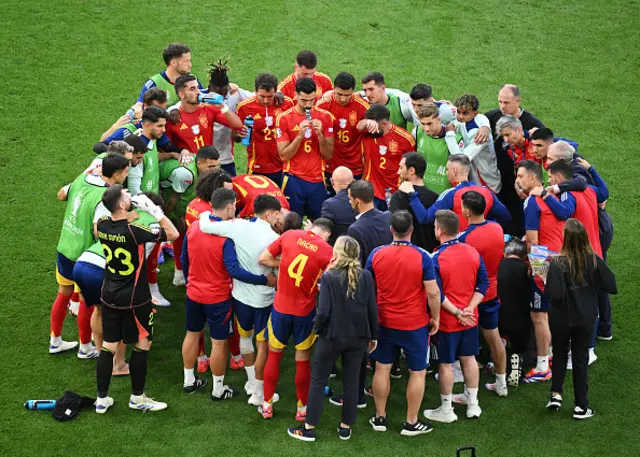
[50,293,71,337]
[198,333,205,356]
[77,301,94,344]
[173,233,184,270]
[295,360,311,407]
[229,320,241,357]
[71,291,80,303]
[263,350,284,403]
[147,242,160,284]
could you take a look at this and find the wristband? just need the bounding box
[540,189,548,198]
[454,308,461,317]
[220,104,229,114]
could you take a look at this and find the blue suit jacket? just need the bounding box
[321,189,357,246]
[347,208,393,265]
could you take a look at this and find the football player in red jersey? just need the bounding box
[316,72,370,189]
[278,50,333,101]
[236,73,294,186]
[257,219,334,420]
[233,174,289,218]
[276,78,334,220]
[359,104,415,210]
[165,75,243,154]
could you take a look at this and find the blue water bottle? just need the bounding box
[385,188,392,207]
[324,386,333,397]
[241,115,253,147]
[25,400,57,411]
[197,93,224,105]
[126,108,136,119]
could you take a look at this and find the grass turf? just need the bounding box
[1,0,640,456]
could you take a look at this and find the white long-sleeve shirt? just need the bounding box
[214,88,254,165]
[198,214,278,308]
[445,113,502,193]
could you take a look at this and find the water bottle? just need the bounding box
[305,108,312,137]
[324,386,333,397]
[197,93,224,105]
[385,188,392,207]
[24,400,57,411]
[504,234,512,243]
[126,108,136,119]
[241,115,253,147]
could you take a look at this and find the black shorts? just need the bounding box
[101,303,154,344]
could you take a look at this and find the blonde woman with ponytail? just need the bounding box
[288,236,378,442]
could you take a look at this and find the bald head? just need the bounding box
[331,166,354,192]
[546,141,575,167]
[498,84,521,116]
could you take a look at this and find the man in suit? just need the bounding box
[321,166,357,245]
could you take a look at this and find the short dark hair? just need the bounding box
[255,73,278,92]
[518,159,543,183]
[296,50,318,69]
[548,159,574,180]
[163,43,191,66]
[448,154,471,169]
[101,184,124,213]
[175,74,197,96]
[403,152,426,179]
[391,211,413,237]
[195,169,232,202]
[435,209,459,236]
[196,146,220,162]
[282,212,302,232]
[141,192,165,208]
[409,84,433,101]
[124,135,147,154]
[208,58,230,89]
[504,238,527,258]
[361,72,385,86]
[296,77,316,95]
[348,180,375,203]
[143,88,167,106]
[312,217,334,234]
[334,72,356,90]
[253,194,281,215]
[142,106,168,123]
[364,104,390,122]
[461,191,486,216]
[531,127,555,142]
[211,188,236,210]
[455,94,480,111]
[101,153,129,178]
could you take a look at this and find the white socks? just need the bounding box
[254,379,264,398]
[441,394,453,412]
[245,365,256,384]
[213,375,225,395]
[467,387,479,405]
[536,356,549,372]
[496,373,507,386]
[184,368,195,387]
[51,336,62,346]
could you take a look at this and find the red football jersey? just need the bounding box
[237,97,294,174]
[266,230,333,316]
[278,72,333,101]
[185,197,213,228]
[232,174,290,218]
[316,95,370,175]
[165,104,231,153]
[458,221,504,301]
[362,125,416,200]
[276,107,335,183]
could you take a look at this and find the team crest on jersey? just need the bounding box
[349,111,358,126]
[199,114,209,129]
[191,124,200,135]
[339,118,347,129]
[389,140,398,153]
[379,145,388,156]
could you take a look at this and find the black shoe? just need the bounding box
[287,425,317,442]
[390,364,402,379]
[597,333,612,341]
[546,393,563,410]
[183,376,208,394]
[573,406,594,420]
[369,415,387,432]
[211,386,236,401]
[337,424,352,440]
[329,394,367,409]
[401,420,433,436]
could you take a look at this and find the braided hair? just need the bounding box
[331,236,363,299]
[207,58,230,91]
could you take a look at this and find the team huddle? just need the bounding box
[49,43,615,438]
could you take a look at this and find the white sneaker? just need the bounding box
[95,396,113,414]
[466,403,482,419]
[150,289,171,307]
[452,393,468,405]
[68,301,80,316]
[423,406,458,424]
[249,392,278,406]
[49,340,78,354]
[588,348,597,365]
[453,363,465,383]
[78,344,99,359]
[485,382,508,397]
[129,394,167,412]
[567,351,573,370]
[245,381,256,396]
[173,270,185,286]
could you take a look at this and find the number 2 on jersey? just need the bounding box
[380,157,387,169]
[287,253,309,287]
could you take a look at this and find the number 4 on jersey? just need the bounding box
[287,253,308,287]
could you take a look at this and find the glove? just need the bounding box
[131,195,165,222]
